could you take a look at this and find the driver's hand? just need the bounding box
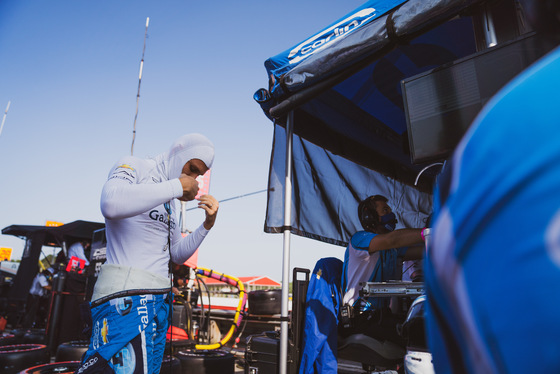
[198,195,218,230]
[178,174,199,201]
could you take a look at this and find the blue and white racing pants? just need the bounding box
[77,292,171,374]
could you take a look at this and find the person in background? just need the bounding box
[77,133,219,374]
[23,268,54,328]
[340,194,426,346]
[424,1,560,372]
[67,240,91,266]
[171,263,191,296]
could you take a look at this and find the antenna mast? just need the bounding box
[0,101,11,138]
[130,17,150,156]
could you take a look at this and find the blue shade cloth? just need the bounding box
[425,45,560,373]
[265,124,433,246]
[299,257,343,374]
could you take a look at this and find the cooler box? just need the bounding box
[245,331,280,374]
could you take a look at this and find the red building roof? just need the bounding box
[201,275,281,287]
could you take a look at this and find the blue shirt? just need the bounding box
[342,230,407,309]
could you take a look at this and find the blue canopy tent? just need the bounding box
[254,0,537,371]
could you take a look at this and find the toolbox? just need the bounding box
[245,331,280,374]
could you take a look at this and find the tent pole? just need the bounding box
[280,110,294,374]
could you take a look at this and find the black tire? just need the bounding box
[10,329,47,344]
[0,334,18,346]
[159,355,181,374]
[55,340,89,362]
[0,344,49,374]
[18,361,80,374]
[23,331,47,345]
[176,349,234,374]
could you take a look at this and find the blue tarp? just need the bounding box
[260,12,477,245]
[264,0,408,97]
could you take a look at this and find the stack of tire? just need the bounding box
[0,333,18,346]
[55,340,89,362]
[17,362,80,374]
[0,343,49,374]
[0,335,88,374]
[7,328,47,344]
[0,332,235,373]
[0,329,48,374]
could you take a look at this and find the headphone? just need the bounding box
[358,196,384,232]
[43,269,53,282]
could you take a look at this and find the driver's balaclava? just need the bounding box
[155,133,215,180]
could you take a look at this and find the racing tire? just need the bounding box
[55,340,89,362]
[18,361,80,374]
[0,344,49,374]
[176,349,234,374]
[159,355,181,374]
[10,328,47,344]
[0,334,18,346]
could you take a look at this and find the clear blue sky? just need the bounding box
[0,0,366,281]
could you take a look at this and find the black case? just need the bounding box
[172,304,187,331]
[245,331,280,374]
[248,290,281,315]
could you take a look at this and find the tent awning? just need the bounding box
[262,0,486,111]
[255,0,489,246]
[2,220,105,247]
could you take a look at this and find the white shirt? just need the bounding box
[68,242,90,266]
[100,134,214,279]
[29,273,49,297]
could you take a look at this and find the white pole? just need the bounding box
[0,101,11,138]
[181,201,188,235]
[130,17,150,156]
[279,111,294,374]
[482,6,497,48]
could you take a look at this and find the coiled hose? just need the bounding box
[194,267,247,350]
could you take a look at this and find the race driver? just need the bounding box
[77,133,218,374]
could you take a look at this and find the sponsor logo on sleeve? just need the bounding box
[108,164,137,184]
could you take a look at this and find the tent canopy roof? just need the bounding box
[2,220,105,247]
[256,0,487,191]
[254,0,531,246]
